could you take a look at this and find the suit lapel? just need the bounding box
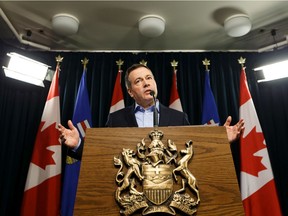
[159,103,170,126]
[124,105,138,127]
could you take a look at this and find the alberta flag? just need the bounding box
[201,69,220,125]
[21,66,61,216]
[110,69,124,113]
[60,67,92,216]
[239,67,282,215]
[169,69,183,112]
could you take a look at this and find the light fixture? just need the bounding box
[258,35,288,52]
[52,13,79,36]
[2,52,50,87]
[138,15,165,38]
[255,59,288,82]
[0,8,50,50]
[224,14,252,37]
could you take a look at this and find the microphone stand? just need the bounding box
[150,90,158,129]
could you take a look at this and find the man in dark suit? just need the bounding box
[106,103,189,127]
[106,63,189,127]
[59,64,244,150]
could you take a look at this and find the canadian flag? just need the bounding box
[109,69,124,113]
[169,69,183,112]
[239,67,282,215]
[21,66,61,216]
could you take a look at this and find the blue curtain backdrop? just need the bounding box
[1,41,288,215]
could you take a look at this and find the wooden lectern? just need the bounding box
[74,126,244,215]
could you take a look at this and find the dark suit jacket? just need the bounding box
[106,103,190,127]
[69,103,190,160]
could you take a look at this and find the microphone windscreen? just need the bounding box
[150,90,155,97]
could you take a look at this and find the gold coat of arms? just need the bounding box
[114,129,200,216]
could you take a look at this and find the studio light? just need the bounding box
[2,52,50,87]
[255,59,288,82]
[224,14,252,37]
[138,15,165,38]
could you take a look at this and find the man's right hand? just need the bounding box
[58,120,80,148]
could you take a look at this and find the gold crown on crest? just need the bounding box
[149,130,164,141]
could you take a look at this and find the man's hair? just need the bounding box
[124,63,152,89]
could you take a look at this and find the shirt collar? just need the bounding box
[134,100,159,113]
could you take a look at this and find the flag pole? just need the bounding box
[238,56,246,69]
[55,54,63,69]
[116,58,124,83]
[139,59,147,66]
[81,57,89,70]
[171,59,178,71]
[116,59,124,70]
[202,58,210,71]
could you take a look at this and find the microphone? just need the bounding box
[150,90,158,128]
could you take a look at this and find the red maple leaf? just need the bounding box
[31,122,60,169]
[240,127,267,177]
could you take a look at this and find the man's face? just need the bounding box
[127,67,158,108]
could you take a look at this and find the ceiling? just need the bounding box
[0,1,288,52]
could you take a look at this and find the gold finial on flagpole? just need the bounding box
[202,58,210,71]
[116,59,124,70]
[55,55,63,67]
[171,59,178,70]
[139,59,147,66]
[238,56,246,69]
[81,57,89,69]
